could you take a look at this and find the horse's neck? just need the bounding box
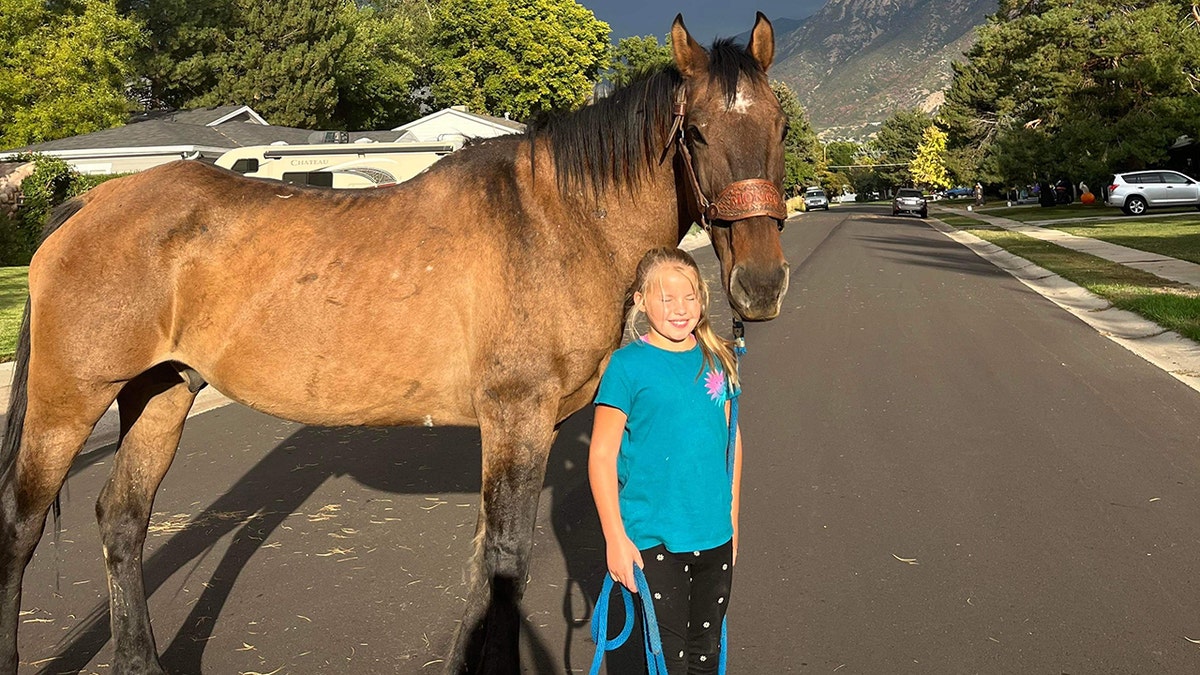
[588,154,689,270]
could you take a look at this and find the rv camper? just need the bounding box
[215,139,464,189]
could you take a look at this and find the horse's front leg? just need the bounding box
[447,383,560,674]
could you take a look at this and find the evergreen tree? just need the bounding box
[119,0,237,110]
[771,80,821,196]
[0,0,142,148]
[872,108,933,188]
[943,0,1200,185]
[193,0,348,128]
[824,141,862,169]
[429,0,610,120]
[124,0,354,128]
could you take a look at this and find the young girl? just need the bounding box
[589,246,743,674]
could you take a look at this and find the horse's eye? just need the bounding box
[686,125,707,146]
[781,123,791,142]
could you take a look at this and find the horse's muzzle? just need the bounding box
[729,261,790,320]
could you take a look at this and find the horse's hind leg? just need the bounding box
[97,365,197,674]
[0,375,120,672]
[449,384,559,674]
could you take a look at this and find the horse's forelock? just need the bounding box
[707,38,769,107]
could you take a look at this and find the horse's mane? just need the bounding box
[527,38,766,201]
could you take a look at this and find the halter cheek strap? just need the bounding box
[662,89,788,232]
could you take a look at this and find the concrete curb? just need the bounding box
[928,216,1200,394]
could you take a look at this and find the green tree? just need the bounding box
[0,0,142,149]
[127,0,432,129]
[333,1,430,129]
[771,81,821,196]
[871,108,933,188]
[193,0,349,128]
[429,0,610,120]
[824,140,861,169]
[943,0,1200,185]
[609,35,673,88]
[909,124,951,190]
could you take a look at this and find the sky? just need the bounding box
[578,0,822,44]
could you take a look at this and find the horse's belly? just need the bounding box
[201,352,477,428]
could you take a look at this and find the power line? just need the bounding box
[826,163,910,169]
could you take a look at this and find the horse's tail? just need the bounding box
[0,199,86,481]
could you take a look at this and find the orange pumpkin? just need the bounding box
[1080,191,1095,205]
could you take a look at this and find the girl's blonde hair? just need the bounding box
[624,247,740,391]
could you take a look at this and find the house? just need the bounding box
[391,105,525,142]
[2,104,526,176]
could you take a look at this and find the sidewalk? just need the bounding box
[928,205,1200,394]
[0,359,234,453]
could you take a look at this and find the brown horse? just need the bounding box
[0,13,789,674]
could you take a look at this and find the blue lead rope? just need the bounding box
[590,322,745,674]
[589,565,669,675]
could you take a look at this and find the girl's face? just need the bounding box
[635,265,702,351]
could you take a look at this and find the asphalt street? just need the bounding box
[13,204,1200,673]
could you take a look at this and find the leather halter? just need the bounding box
[661,89,788,231]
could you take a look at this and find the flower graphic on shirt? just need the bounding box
[704,369,727,406]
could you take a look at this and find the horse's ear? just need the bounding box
[671,14,709,79]
[746,11,775,72]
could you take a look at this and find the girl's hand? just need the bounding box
[606,535,644,593]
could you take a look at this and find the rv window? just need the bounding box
[231,158,259,173]
[282,171,334,188]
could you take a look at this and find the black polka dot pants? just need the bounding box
[640,539,733,674]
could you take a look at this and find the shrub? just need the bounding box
[0,154,127,265]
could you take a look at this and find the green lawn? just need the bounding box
[1049,216,1200,265]
[973,203,1110,221]
[0,268,26,361]
[961,228,1200,343]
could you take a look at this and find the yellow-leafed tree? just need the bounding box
[910,124,951,191]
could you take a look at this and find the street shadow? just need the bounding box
[856,232,1009,276]
[37,407,608,674]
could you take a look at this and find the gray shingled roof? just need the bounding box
[473,112,527,131]
[128,105,251,126]
[10,106,440,154]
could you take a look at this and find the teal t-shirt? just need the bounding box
[594,339,735,553]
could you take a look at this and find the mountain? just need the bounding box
[769,0,997,139]
[731,14,818,45]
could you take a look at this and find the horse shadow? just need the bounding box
[37,403,622,674]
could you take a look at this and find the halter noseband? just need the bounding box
[662,89,788,232]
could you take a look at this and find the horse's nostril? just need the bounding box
[728,263,789,320]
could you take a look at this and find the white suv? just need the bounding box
[803,187,829,211]
[1106,170,1200,215]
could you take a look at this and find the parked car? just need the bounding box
[944,186,974,199]
[803,187,830,211]
[1106,170,1200,215]
[892,188,927,218]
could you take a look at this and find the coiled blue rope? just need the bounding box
[590,321,745,674]
[589,565,669,675]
